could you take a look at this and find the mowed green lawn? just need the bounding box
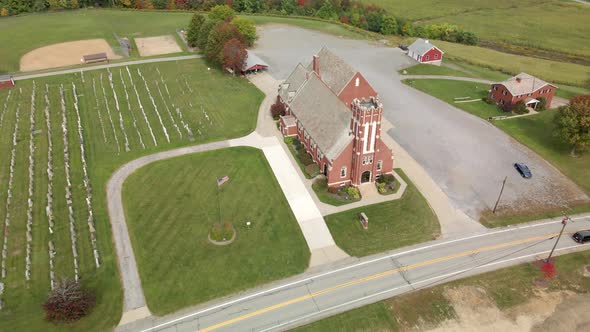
[325,170,439,257]
[403,79,505,119]
[364,0,590,58]
[0,59,262,331]
[400,63,475,77]
[122,148,310,315]
[296,249,590,331]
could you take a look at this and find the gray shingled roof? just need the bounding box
[289,73,352,160]
[408,38,442,57]
[497,72,555,96]
[279,63,308,103]
[306,47,356,95]
[243,50,268,71]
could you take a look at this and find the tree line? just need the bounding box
[0,0,478,46]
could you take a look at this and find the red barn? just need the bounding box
[0,75,14,89]
[488,73,557,111]
[278,47,394,187]
[407,38,444,65]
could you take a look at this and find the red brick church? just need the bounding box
[278,47,394,187]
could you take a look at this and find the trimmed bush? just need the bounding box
[298,150,314,166]
[345,186,360,199]
[42,278,96,322]
[305,164,320,177]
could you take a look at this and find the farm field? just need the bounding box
[122,148,310,315]
[295,249,590,331]
[325,170,439,257]
[365,0,590,58]
[0,58,262,331]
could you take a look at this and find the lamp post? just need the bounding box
[546,216,570,263]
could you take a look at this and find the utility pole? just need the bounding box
[546,216,570,262]
[492,176,508,214]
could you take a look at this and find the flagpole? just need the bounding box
[216,178,222,225]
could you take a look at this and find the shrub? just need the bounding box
[537,97,547,111]
[376,182,386,194]
[43,278,96,322]
[292,138,302,150]
[377,174,395,184]
[298,150,314,166]
[305,164,320,177]
[313,177,328,189]
[513,100,527,114]
[270,100,287,119]
[327,186,340,194]
[345,186,360,200]
[210,221,234,241]
[284,136,294,145]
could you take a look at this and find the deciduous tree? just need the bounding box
[206,22,244,65]
[231,17,257,46]
[554,95,590,155]
[208,4,235,21]
[380,15,397,35]
[42,278,96,322]
[223,38,247,73]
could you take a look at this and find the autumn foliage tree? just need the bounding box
[206,22,244,66]
[43,278,96,322]
[270,99,286,119]
[223,38,247,73]
[554,94,590,155]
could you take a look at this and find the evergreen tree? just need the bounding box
[187,13,206,47]
[197,19,219,51]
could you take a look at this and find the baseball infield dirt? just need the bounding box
[135,35,182,57]
[20,39,121,72]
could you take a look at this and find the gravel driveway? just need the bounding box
[252,24,588,219]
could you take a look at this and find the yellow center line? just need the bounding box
[198,232,561,332]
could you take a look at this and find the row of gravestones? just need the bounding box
[127,66,158,147]
[44,84,56,291]
[0,89,12,128]
[99,73,122,154]
[119,68,146,149]
[60,85,80,282]
[25,81,36,281]
[0,95,21,309]
[138,68,170,143]
[107,69,130,152]
[72,82,100,269]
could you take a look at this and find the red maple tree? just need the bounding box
[222,38,247,74]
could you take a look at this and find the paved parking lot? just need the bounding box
[252,24,588,220]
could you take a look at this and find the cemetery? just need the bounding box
[0,58,262,331]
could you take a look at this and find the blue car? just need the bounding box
[514,163,532,178]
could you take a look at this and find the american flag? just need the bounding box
[217,176,230,187]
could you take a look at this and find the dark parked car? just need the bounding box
[572,230,590,243]
[514,163,532,178]
[398,44,408,51]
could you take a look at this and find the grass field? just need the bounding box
[122,148,309,315]
[296,249,590,331]
[400,63,475,77]
[0,58,262,331]
[403,79,505,119]
[364,0,590,58]
[324,170,439,257]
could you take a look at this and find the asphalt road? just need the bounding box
[119,214,590,332]
[251,25,588,220]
